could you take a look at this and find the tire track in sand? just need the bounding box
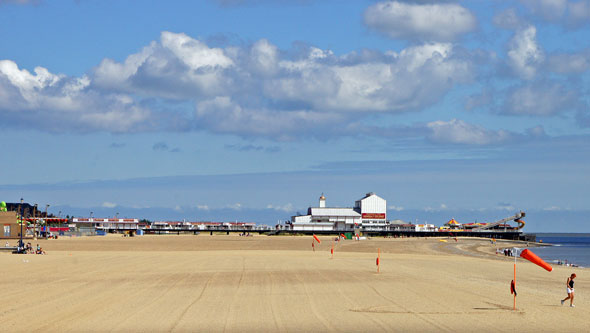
[293,270,335,331]
[221,256,247,332]
[168,270,220,332]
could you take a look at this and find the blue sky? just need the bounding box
[1,0,589,232]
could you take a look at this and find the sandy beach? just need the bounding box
[1,234,587,332]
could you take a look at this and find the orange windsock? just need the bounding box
[520,249,553,272]
[340,233,346,239]
[313,234,321,244]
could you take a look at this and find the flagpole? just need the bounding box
[513,257,516,310]
[513,248,517,310]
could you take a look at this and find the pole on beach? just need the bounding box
[331,243,334,259]
[513,255,516,310]
[312,239,315,252]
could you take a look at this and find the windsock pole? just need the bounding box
[312,239,315,252]
[512,254,516,310]
[331,244,334,259]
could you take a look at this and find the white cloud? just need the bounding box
[496,202,515,211]
[547,49,590,74]
[526,125,547,137]
[196,205,210,211]
[426,119,512,145]
[2,32,474,139]
[195,96,345,140]
[493,8,526,30]
[162,31,233,69]
[520,0,568,21]
[93,32,233,99]
[266,203,294,212]
[507,26,544,80]
[388,205,404,211]
[364,1,476,41]
[101,202,117,208]
[520,0,590,27]
[227,203,242,210]
[567,1,590,25]
[502,81,580,116]
[265,42,472,114]
[248,39,279,76]
[424,204,448,212]
[0,60,154,132]
[543,205,563,211]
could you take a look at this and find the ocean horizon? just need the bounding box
[527,233,590,268]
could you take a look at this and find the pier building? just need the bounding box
[290,193,387,232]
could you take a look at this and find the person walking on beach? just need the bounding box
[561,273,576,307]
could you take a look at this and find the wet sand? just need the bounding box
[1,234,587,332]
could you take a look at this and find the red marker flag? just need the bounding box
[510,280,517,296]
[520,249,553,272]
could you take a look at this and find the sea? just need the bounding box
[528,233,590,268]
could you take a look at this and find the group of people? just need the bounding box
[500,248,516,256]
[22,242,46,255]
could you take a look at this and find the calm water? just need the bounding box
[530,233,590,268]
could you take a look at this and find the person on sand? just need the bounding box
[561,273,576,307]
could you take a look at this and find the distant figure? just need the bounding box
[5,241,9,247]
[561,273,577,307]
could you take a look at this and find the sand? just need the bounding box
[1,234,588,332]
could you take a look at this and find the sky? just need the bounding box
[0,0,589,232]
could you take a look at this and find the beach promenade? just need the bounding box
[1,235,587,332]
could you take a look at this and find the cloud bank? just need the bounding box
[1,31,478,140]
[364,1,477,42]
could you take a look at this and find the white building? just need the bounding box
[151,221,257,231]
[72,218,139,230]
[290,193,387,232]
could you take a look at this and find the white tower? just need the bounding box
[319,194,326,208]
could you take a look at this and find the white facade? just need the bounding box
[355,192,387,225]
[72,218,139,230]
[290,193,386,232]
[414,224,436,232]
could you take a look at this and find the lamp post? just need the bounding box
[19,198,24,252]
[45,204,50,239]
[33,204,38,239]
